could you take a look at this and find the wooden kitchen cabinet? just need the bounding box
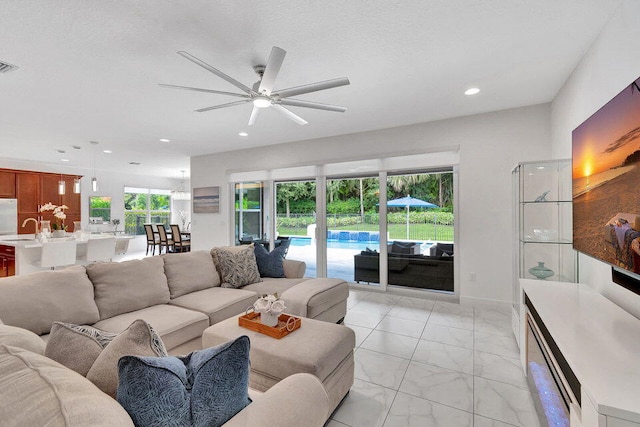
[0,245,16,277]
[8,169,82,234]
[0,171,16,198]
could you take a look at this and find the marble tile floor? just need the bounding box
[329,289,540,427]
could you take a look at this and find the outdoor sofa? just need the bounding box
[354,242,454,291]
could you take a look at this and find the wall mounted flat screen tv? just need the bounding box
[572,76,640,279]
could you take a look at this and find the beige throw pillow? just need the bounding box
[45,322,118,376]
[211,244,261,288]
[86,319,167,397]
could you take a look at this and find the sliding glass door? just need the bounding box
[326,176,380,285]
[274,180,317,277]
[386,171,454,292]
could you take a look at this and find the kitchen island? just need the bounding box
[0,234,134,276]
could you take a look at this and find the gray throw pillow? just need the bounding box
[84,319,168,397]
[253,244,286,278]
[211,244,261,288]
[117,336,252,427]
[45,322,118,376]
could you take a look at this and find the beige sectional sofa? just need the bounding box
[0,249,349,354]
[0,248,350,426]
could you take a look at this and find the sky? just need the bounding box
[572,77,640,179]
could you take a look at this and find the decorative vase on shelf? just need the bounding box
[529,262,554,280]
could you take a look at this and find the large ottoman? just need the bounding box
[202,314,355,415]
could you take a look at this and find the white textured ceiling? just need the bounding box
[0,0,622,179]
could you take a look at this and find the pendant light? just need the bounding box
[90,141,99,192]
[58,173,66,195]
[73,177,81,194]
[172,170,191,200]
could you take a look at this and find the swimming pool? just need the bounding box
[290,236,433,252]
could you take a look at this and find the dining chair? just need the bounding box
[77,237,116,264]
[170,224,191,253]
[38,240,77,270]
[156,224,174,254]
[144,224,159,255]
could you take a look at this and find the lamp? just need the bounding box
[58,175,66,195]
[172,170,191,200]
[90,141,99,192]
[73,177,81,193]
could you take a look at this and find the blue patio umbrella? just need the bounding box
[385,196,439,239]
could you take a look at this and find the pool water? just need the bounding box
[290,236,433,252]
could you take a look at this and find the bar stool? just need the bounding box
[37,240,77,270]
[77,237,116,264]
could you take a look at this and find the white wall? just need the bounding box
[192,103,552,304]
[550,0,640,317]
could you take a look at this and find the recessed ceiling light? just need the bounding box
[238,132,248,137]
[61,158,69,162]
[464,88,480,96]
[103,150,112,154]
[72,145,81,150]
[129,162,141,165]
[159,138,170,142]
[56,149,66,154]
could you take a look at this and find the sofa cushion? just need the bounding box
[93,304,209,351]
[0,344,134,427]
[0,324,46,355]
[241,277,308,297]
[163,250,221,298]
[169,287,258,325]
[87,257,170,320]
[0,265,100,335]
[45,322,118,376]
[254,245,286,278]
[86,319,167,397]
[117,336,251,427]
[211,244,260,288]
[280,278,350,319]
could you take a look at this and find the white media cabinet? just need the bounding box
[520,279,640,427]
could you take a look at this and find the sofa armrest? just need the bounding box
[224,373,329,427]
[283,259,306,278]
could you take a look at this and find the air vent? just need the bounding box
[0,60,19,74]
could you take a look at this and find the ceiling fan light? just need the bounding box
[252,96,271,108]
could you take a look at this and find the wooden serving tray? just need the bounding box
[238,312,301,339]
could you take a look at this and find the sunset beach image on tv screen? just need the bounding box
[572,76,640,273]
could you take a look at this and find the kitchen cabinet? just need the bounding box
[0,245,15,277]
[0,171,16,198]
[8,169,82,234]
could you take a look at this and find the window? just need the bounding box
[235,182,263,243]
[89,196,111,223]
[124,187,171,235]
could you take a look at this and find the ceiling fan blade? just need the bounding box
[258,46,286,95]
[195,99,251,113]
[278,98,346,112]
[177,51,254,95]
[273,77,350,99]
[272,104,308,126]
[248,106,260,126]
[158,83,248,98]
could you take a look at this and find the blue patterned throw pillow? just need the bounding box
[254,244,286,278]
[117,336,252,427]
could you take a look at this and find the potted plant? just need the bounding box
[40,202,68,237]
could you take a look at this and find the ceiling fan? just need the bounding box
[160,46,350,126]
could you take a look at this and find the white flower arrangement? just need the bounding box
[40,202,69,230]
[253,293,286,327]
